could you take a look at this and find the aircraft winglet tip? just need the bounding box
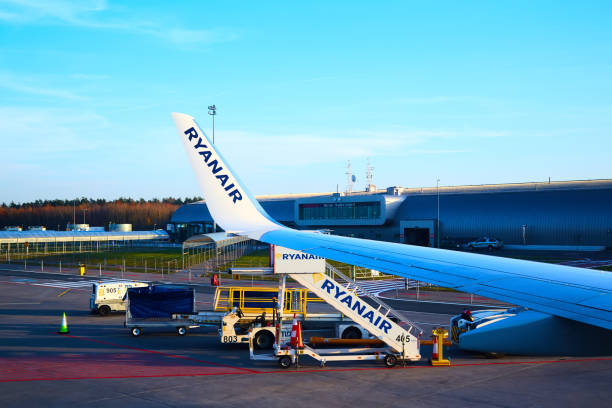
[171,112,193,121]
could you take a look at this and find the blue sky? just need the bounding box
[1,0,611,203]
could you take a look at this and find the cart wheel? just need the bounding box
[131,327,142,337]
[98,305,111,316]
[177,326,187,336]
[278,356,292,369]
[384,354,398,368]
[254,331,274,349]
[341,326,362,339]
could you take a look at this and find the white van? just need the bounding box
[91,281,149,316]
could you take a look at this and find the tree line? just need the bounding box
[0,197,203,230]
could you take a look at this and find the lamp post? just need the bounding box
[208,104,217,232]
[437,179,440,248]
[208,105,216,144]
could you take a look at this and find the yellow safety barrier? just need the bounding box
[79,264,86,276]
[213,286,323,316]
[430,327,451,366]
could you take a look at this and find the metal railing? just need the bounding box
[325,262,423,336]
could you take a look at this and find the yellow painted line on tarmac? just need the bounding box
[57,289,71,297]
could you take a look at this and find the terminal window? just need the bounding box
[299,202,381,220]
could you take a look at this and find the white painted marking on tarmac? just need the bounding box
[348,278,419,296]
[31,280,95,289]
[411,321,450,325]
[23,278,140,289]
[395,310,454,316]
[378,294,510,308]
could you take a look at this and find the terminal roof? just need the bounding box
[0,230,169,244]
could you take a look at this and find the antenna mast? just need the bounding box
[365,158,376,192]
[345,160,353,195]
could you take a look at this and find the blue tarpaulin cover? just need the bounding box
[127,285,195,318]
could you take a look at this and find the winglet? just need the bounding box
[172,112,280,233]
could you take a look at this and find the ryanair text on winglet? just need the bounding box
[184,127,242,204]
[320,278,393,334]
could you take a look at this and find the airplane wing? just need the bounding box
[173,112,612,331]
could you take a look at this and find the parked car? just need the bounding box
[465,237,503,250]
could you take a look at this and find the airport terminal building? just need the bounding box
[168,179,612,248]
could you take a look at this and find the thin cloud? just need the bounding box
[387,96,494,105]
[217,128,477,167]
[409,148,471,154]
[0,106,108,154]
[0,0,106,23]
[0,0,239,46]
[163,28,239,46]
[0,9,19,20]
[0,71,84,100]
[71,73,110,80]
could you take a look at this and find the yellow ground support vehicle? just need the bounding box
[213,286,363,349]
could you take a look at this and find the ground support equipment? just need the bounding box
[429,327,451,366]
[249,262,424,367]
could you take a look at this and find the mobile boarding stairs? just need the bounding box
[249,263,423,368]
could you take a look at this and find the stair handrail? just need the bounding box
[326,263,423,336]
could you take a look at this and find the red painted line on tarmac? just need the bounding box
[0,371,247,383]
[2,355,610,383]
[59,333,258,373]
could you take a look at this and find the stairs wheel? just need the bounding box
[384,354,398,368]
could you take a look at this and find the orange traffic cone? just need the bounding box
[296,321,304,349]
[432,333,439,360]
[290,313,298,348]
